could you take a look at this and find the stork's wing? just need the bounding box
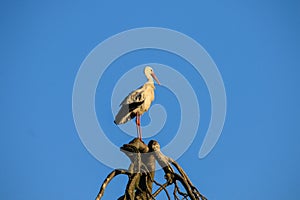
[114,102,142,124]
[114,85,146,124]
[119,85,145,106]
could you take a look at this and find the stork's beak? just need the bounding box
[151,72,160,85]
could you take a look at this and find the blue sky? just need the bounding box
[1,0,300,199]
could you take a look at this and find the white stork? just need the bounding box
[114,66,160,140]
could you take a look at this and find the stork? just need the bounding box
[114,66,160,140]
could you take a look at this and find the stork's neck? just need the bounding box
[145,80,155,88]
[145,73,153,82]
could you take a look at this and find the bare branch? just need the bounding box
[174,180,188,198]
[152,180,171,200]
[95,169,131,200]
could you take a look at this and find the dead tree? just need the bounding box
[95,138,207,200]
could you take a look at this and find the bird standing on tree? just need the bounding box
[114,66,160,140]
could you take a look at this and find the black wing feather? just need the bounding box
[114,101,144,124]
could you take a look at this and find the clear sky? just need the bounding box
[0,0,300,199]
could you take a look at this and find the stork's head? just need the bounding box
[144,66,160,85]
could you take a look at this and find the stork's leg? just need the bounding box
[135,114,139,139]
[136,114,142,140]
[138,115,142,140]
